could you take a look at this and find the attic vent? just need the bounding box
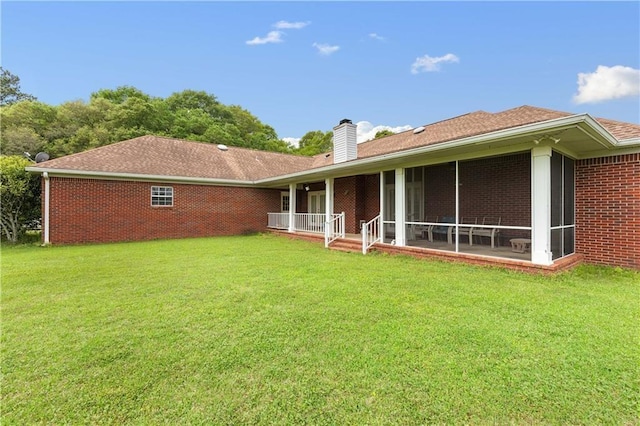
[413,126,425,134]
[217,144,228,151]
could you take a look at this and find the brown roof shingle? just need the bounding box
[32,136,316,181]
[31,105,640,180]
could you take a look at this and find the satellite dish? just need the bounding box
[35,152,50,163]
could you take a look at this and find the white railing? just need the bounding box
[295,213,327,233]
[268,212,343,236]
[325,212,345,248]
[267,212,289,229]
[362,214,381,254]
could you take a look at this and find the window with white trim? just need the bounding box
[281,192,290,212]
[151,186,173,206]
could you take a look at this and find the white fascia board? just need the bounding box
[24,167,256,187]
[578,114,621,148]
[617,137,640,147]
[256,113,617,185]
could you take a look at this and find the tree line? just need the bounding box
[0,76,309,158]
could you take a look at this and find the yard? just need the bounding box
[2,234,638,424]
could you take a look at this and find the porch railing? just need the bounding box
[362,214,381,254]
[295,213,327,234]
[325,212,345,248]
[267,212,289,229]
[268,212,344,236]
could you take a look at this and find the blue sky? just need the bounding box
[2,1,639,144]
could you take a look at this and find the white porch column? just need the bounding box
[394,168,406,246]
[288,183,296,233]
[531,146,553,265]
[379,171,384,219]
[325,177,334,223]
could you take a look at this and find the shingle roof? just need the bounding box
[593,116,640,140]
[30,105,640,181]
[31,136,316,181]
[309,105,640,168]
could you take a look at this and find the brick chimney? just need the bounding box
[332,118,357,164]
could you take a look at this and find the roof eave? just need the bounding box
[24,167,257,187]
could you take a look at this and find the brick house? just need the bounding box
[27,106,640,271]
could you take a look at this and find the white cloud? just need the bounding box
[356,121,412,143]
[411,53,459,74]
[246,31,284,45]
[313,42,340,56]
[282,137,301,148]
[573,65,640,104]
[274,20,310,30]
[369,33,385,41]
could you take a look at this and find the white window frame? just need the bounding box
[281,192,290,212]
[151,186,173,207]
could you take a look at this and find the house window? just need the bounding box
[151,186,173,206]
[281,192,290,212]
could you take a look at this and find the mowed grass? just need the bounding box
[2,234,638,424]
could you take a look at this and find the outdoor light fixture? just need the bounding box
[304,184,310,191]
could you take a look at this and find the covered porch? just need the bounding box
[267,145,576,268]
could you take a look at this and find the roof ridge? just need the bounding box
[499,105,573,116]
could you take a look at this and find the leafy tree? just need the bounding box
[90,86,151,104]
[296,130,333,156]
[0,101,57,155]
[0,67,36,106]
[0,127,46,157]
[0,156,40,243]
[165,90,230,122]
[374,129,394,139]
[1,85,298,157]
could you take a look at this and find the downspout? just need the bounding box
[43,172,50,245]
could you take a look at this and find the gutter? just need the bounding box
[24,168,258,187]
[617,137,640,147]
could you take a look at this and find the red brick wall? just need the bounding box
[576,153,640,269]
[47,177,281,244]
[420,154,531,241]
[334,176,356,233]
[459,153,531,228]
[363,174,380,222]
[333,175,380,234]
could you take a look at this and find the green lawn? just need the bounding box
[2,234,639,424]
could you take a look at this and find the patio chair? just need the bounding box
[417,215,437,240]
[428,216,454,242]
[470,216,501,248]
[448,217,477,245]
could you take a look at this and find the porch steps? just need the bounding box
[328,238,365,254]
